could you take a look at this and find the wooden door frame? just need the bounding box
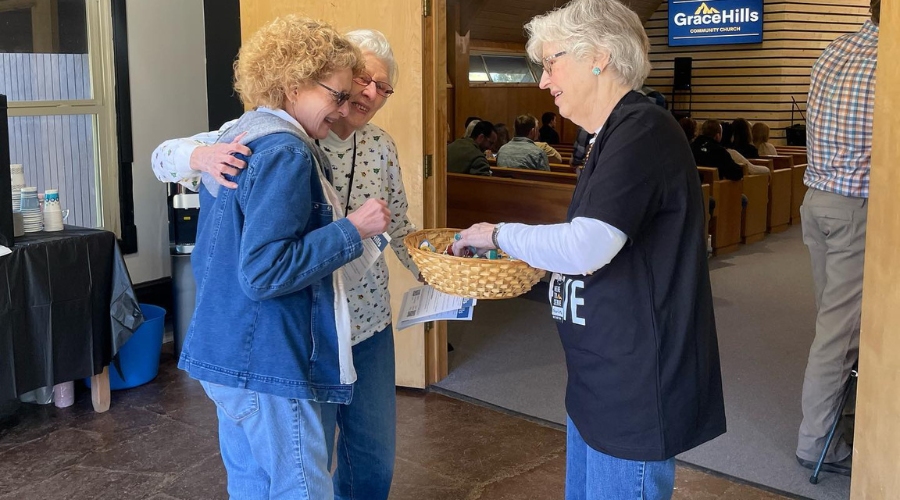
[423,0,449,385]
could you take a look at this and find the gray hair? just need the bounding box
[525,0,651,90]
[344,29,399,86]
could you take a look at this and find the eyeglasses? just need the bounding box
[542,51,568,76]
[353,74,394,98]
[316,81,352,107]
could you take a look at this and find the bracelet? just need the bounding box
[492,222,505,249]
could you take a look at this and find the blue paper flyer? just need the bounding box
[397,285,476,330]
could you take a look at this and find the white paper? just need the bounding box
[396,285,477,330]
[342,232,390,284]
[0,245,10,258]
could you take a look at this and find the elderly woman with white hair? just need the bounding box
[152,29,416,500]
[452,0,726,497]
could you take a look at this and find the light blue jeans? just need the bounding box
[321,325,397,500]
[200,381,332,500]
[566,416,676,500]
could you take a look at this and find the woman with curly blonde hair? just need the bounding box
[156,27,420,499]
[176,15,391,499]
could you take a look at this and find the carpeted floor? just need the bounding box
[435,226,851,500]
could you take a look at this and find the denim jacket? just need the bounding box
[178,110,363,403]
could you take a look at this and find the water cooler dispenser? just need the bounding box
[169,185,200,358]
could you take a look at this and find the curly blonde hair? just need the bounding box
[233,15,364,109]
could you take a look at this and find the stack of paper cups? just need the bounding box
[19,187,42,233]
[42,189,64,232]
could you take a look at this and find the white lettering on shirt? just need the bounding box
[569,279,585,326]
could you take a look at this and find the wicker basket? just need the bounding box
[404,228,546,300]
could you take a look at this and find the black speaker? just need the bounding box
[674,57,692,90]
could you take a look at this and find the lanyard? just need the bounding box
[316,133,358,215]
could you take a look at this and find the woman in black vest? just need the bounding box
[453,0,726,498]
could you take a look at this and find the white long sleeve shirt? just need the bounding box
[497,218,627,276]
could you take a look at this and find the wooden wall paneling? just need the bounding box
[450,39,578,146]
[239,0,429,388]
[465,0,664,43]
[647,0,870,143]
[853,0,900,496]
[453,30,471,139]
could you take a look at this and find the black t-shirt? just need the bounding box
[539,125,560,144]
[557,91,726,461]
[691,136,744,181]
[734,142,760,159]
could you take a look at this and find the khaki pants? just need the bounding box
[796,188,867,463]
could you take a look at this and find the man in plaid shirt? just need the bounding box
[796,0,880,476]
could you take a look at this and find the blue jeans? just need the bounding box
[321,325,397,500]
[200,381,332,500]
[566,416,676,500]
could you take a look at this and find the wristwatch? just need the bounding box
[492,222,506,250]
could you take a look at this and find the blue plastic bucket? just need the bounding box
[86,304,166,390]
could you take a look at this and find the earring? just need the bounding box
[592,67,602,76]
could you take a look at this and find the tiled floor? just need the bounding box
[0,347,789,499]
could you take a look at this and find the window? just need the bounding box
[468,53,542,84]
[0,0,119,232]
[468,55,489,82]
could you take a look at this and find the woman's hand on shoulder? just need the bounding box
[190,132,252,189]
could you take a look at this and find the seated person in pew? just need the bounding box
[493,123,511,150]
[535,140,563,163]
[751,122,778,156]
[730,118,760,159]
[463,116,482,139]
[692,119,744,181]
[447,120,495,176]
[679,116,697,142]
[496,114,551,171]
[729,148,770,176]
[719,119,768,175]
[538,111,560,144]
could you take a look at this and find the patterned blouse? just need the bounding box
[151,122,419,345]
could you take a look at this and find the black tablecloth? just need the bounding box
[0,226,143,400]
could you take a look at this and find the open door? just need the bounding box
[239,0,446,388]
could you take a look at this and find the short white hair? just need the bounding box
[525,0,651,90]
[344,29,399,86]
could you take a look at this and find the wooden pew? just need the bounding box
[491,166,577,185]
[776,148,807,171]
[549,162,576,174]
[447,173,574,228]
[697,167,743,255]
[742,173,769,244]
[792,164,808,225]
[754,156,793,233]
[775,146,807,167]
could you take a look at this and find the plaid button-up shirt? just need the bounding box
[804,20,878,198]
